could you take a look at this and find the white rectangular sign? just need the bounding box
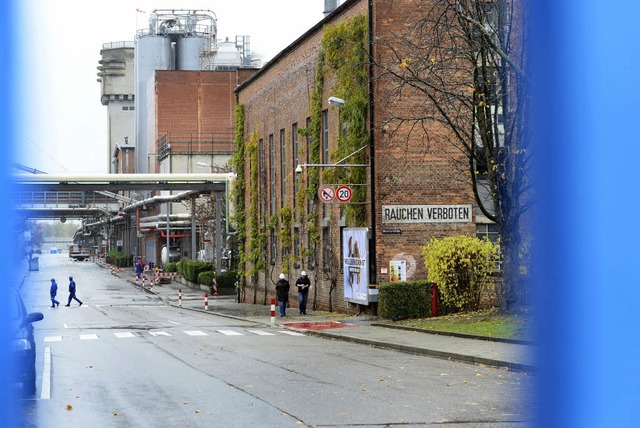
[343,228,369,305]
[382,205,472,224]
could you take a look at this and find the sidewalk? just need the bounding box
[116,268,534,372]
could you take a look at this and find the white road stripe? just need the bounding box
[217,330,244,336]
[114,332,135,338]
[246,329,275,336]
[79,334,99,340]
[40,347,51,400]
[279,331,306,336]
[149,331,172,336]
[169,321,180,325]
[44,336,63,342]
[183,330,207,336]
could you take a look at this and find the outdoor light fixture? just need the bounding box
[328,96,345,106]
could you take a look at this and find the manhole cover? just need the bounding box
[282,321,354,331]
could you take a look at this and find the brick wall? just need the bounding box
[236,0,477,313]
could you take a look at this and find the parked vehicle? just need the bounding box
[68,244,89,261]
[10,289,44,395]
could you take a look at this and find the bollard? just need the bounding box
[204,293,209,311]
[270,297,276,327]
[178,289,182,307]
[431,282,439,317]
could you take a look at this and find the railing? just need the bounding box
[157,132,235,160]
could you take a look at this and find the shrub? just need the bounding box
[179,260,214,283]
[107,250,133,268]
[164,262,177,272]
[198,271,215,286]
[422,235,500,312]
[217,270,238,288]
[379,281,431,320]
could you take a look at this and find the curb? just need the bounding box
[371,323,534,346]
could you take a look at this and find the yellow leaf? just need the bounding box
[113,411,119,416]
[195,410,201,414]
[66,405,73,411]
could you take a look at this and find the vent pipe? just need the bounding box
[323,0,339,17]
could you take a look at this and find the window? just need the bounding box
[129,106,135,111]
[122,106,129,111]
[270,229,277,265]
[292,123,299,203]
[293,227,300,268]
[269,134,275,216]
[322,226,331,272]
[306,117,313,215]
[322,110,329,164]
[259,138,265,214]
[308,231,316,271]
[280,129,286,205]
[476,223,499,243]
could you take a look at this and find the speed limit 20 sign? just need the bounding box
[336,185,353,203]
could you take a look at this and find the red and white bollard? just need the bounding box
[204,293,209,311]
[270,297,276,327]
[178,289,182,307]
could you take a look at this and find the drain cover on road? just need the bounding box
[282,321,354,331]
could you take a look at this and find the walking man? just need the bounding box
[50,278,60,308]
[275,273,290,317]
[65,275,83,307]
[295,271,311,315]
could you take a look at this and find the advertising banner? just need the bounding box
[343,228,369,304]
[389,260,407,282]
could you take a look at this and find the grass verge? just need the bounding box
[395,308,531,340]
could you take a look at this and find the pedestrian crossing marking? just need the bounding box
[279,331,306,336]
[217,330,244,336]
[246,329,275,336]
[44,336,63,342]
[149,331,172,336]
[79,334,99,340]
[184,330,208,336]
[114,332,135,338]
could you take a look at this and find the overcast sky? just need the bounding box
[14,1,331,174]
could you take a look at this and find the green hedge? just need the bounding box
[217,270,238,288]
[378,280,457,321]
[177,260,214,283]
[107,250,133,268]
[198,271,215,286]
[164,262,177,272]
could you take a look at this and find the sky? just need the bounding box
[14,0,332,174]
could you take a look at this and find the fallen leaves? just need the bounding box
[66,405,73,411]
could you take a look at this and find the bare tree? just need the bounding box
[375,0,530,310]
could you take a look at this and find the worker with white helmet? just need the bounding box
[275,273,290,317]
[295,271,311,315]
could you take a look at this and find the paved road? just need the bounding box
[15,254,533,427]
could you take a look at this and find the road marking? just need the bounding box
[63,323,69,329]
[149,331,172,336]
[40,347,51,400]
[169,321,180,325]
[279,331,306,336]
[183,330,208,336]
[79,334,99,340]
[217,330,244,336]
[114,332,135,338]
[44,336,63,342]
[246,329,275,336]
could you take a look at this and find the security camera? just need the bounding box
[328,96,345,106]
[295,164,303,174]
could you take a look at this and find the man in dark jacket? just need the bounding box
[50,278,60,308]
[275,273,290,317]
[295,271,311,315]
[65,276,83,307]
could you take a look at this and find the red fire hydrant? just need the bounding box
[431,282,438,317]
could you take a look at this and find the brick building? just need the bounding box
[235,0,480,313]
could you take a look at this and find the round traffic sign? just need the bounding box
[336,185,352,203]
[318,185,335,203]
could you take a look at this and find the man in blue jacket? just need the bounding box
[65,276,83,307]
[50,278,60,308]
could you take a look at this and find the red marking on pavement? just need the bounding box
[282,321,354,331]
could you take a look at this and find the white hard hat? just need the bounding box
[279,273,286,279]
[301,271,307,276]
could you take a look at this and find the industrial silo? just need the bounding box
[176,36,208,70]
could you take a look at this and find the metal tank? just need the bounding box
[213,38,242,68]
[176,36,208,70]
[135,35,173,174]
